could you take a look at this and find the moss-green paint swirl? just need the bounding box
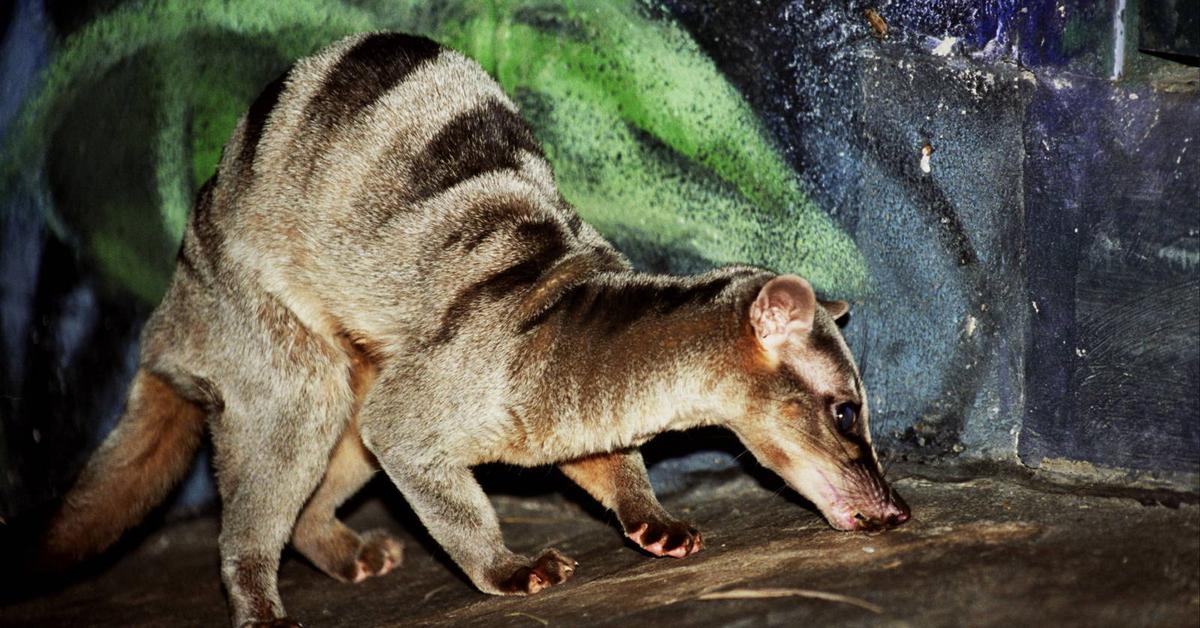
[1,0,870,304]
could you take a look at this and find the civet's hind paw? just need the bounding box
[496,549,577,594]
[350,529,405,583]
[626,519,704,558]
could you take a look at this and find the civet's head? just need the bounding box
[730,275,909,531]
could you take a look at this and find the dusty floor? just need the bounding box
[2,465,1198,627]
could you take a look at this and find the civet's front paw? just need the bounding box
[626,518,704,558]
[496,549,577,594]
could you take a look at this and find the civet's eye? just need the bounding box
[834,403,858,434]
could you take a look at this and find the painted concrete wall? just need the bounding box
[664,0,1200,484]
[1,0,1197,521]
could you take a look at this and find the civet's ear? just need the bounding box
[749,275,816,352]
[820,300,851,327]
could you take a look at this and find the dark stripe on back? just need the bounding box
[240,67,291,168]
[437,196,541,251]
[515,245,628,331]
[176,245,198,276]
[428,220,568,347]
[554,273,740,336]
[306,33,441,133]
[563,208,583,235]
[410,98,544,202]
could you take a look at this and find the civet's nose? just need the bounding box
[883,490,911,527]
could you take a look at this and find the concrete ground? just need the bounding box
[2,464,1198,628]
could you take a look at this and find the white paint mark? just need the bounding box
[1049,76,1074,90]
[964,315,978,337]
[1032,300,1040,313]
[1128,91,1139,100]
[31,429,41,444]
[1111,0,1127,80]
[1157,242,1200,269]
[863,546,876,554]
[1076,347,1087,357]
[932,36,959,56]
[920,152,932,173]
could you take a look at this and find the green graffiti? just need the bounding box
[2,0,869,303]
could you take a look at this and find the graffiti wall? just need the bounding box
[1,0,1197,520]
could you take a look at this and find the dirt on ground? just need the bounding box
[2,464,1198,627]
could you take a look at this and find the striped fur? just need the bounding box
[42,33,905,627]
